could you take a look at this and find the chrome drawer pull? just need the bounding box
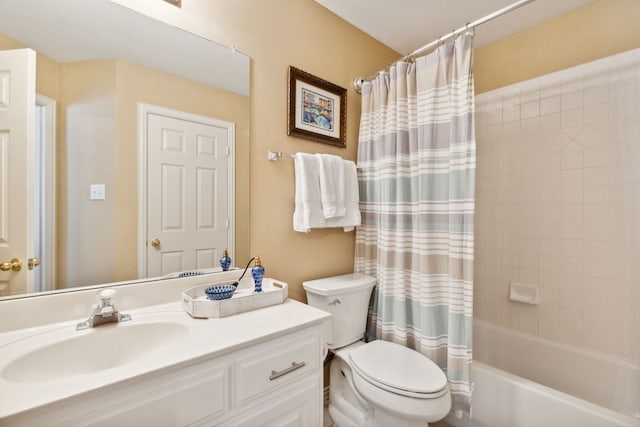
[269,361,306,381]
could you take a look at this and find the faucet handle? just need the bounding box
[98,288,116,304]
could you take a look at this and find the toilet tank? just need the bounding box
[302,273,376,349]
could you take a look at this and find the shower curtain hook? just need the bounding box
[465,23,475,38]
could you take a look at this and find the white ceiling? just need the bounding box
[0,0,250,95]
[315,0,594,55]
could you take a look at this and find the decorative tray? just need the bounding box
[181,278,288,318]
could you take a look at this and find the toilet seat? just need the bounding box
[349,340,448,399]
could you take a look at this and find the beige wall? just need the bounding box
[56,58,250,286]
[58,60,119,287]
[171,0,399,301]
[475,0,640,94]
[114,60,251,281]
[136,0,640,303]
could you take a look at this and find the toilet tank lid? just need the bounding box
[302,273,376,296]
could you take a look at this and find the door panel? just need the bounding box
[146,112,231,277]
[0,49,36,295]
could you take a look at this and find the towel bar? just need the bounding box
[267,150,296,161]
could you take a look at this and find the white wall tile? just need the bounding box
[583,204,608,222]
[538,305,559,340]
[560,222,583,240]
[474,48,640,360]
[583,147,609,167]
[519,252,538,270]
[560,239,583,257]
[561,150,583,169]
[539,221,560,238]
[583,222,610,241]
[503,105,521,123]
[506,302,538,335]
[486,109,502,126]
[560,186,583,204]
[583,185,609,204]
[583,166,609,187]
[584,84,609,106]
[558,309,582,347]
[559,284,582,311]
[538,253,560,273]
[561,109,583,128]
[540,96,561,115]
[521,100,540,119]
[583,103,609,124]
[539,203,560,221]
[561,90,584,111]
[561,169,583,187]
[521,117,540,134]
[560,204,584,222]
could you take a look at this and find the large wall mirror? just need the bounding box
[0,0,250,299]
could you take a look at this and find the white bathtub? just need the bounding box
[445,320,640,427]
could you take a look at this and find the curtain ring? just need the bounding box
[465,23,475,38]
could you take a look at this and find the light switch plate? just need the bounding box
[90,184,106,201]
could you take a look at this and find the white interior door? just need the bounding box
[143,107,234,277]
[34,94,56,293]
[0,49,36,296]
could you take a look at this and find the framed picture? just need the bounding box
[287,66,347,148]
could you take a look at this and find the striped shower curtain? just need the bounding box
[355,34,476,414]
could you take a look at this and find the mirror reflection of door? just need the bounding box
[34,94,56,293]
[140,104,234,278]
[0,48,36,296]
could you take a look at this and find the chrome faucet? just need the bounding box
[76,289,132,330]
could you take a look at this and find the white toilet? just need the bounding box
[303,273,451,427]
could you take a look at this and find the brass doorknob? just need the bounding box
[150,239,161,248]
[28,258,41,270]
[0,258,22,272]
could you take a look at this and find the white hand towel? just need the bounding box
[293,153,361,233]
[336,159,361,232]
[293,153,322,233]
[317,154,345,218]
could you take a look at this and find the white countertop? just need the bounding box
[0,299,330,420]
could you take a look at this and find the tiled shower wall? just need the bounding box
[474,49,640,362]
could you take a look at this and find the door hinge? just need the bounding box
[226,145,231,156]
[226,218,230,229]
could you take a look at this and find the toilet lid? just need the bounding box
[349,340,448,395]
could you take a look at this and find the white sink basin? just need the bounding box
[2,319,189,383]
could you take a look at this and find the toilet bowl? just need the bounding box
[303,273,451,427]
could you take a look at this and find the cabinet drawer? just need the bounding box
[230,378,320,427]
[235,331,321,405]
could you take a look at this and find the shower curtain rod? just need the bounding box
[353,0,537,93]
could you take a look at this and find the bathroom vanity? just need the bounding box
[0,276,330,427]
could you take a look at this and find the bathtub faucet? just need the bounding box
[76,289,132,330]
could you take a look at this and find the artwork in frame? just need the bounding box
[287,66,347,148]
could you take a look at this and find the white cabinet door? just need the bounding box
[231,378,321,427]
[4,359,230,427]
[86,367,229,427]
